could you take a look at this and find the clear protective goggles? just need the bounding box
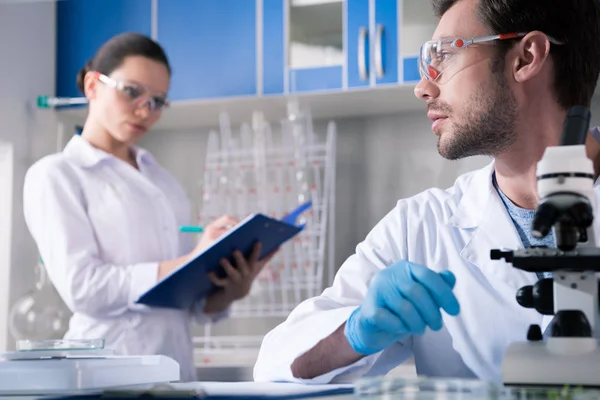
[418,32,565,83]
[95,72,169,112]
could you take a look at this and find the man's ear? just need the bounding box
[83,72,99,100]
[511,31,551,83]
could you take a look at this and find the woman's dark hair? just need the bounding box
[76,32,171,94]
[431,0,600,109]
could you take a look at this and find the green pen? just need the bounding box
[179,225,204,233]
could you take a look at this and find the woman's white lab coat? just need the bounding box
[253,162,600,385]
[23,135,227,382]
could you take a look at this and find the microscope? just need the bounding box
[491,105,600,387]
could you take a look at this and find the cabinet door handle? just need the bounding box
[375,24,385,79]
[358,26,368,81]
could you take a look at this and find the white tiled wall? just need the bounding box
[0,0,57,351]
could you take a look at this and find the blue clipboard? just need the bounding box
[136,202,311,310]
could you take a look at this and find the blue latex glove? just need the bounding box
[344,260,460,355]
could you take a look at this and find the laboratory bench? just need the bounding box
[195,358,418,383]
[3,377,600,400]
[196,365,254,382]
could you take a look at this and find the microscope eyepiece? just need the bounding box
[532,200,558,239]
[560,105,591,146]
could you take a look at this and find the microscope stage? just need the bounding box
[503,339,600,387]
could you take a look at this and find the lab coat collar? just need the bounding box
[450,158,524,282]
[446,158,523,254]
[449,159,600,229]
[446,161,496,229]
[63,134,155,169]
[133,146,156,166]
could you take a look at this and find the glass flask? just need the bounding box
[9,258,69,341]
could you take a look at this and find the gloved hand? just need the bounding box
[344,260,460,355]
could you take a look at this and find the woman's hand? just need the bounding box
[203,242,279,313]
[157,214,237,281]
[193,215,238,254]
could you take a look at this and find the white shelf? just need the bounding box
[54,84,424,132]
[52,78,600,134]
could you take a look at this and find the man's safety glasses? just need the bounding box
[418,32,565,83]
[95,72,169,112]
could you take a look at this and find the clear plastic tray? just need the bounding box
[16,339,104,351]
[354,377,600,399]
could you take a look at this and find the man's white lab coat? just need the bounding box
[253,162,600,385]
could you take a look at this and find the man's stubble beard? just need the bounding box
[437,72,518,161]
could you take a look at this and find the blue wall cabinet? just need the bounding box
[262,0,285,95]
[56,0,423,105]
[373,0,398,85]
[263,0,344,95]
[347,0,399,88]
[56,0,152,98]
[403,56,420,83]
[287,0,344,93]
[157,0,257,101]
[346,0,370,88]
[265,0,400,94]
[399,1,436,83]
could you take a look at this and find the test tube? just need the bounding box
[37,95,88,109]
[199,131,218,225]
[217,113,235,219]
[252,112,268,215]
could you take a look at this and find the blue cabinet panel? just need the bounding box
[289,67,343,93]
[263,0,285,95]
[157,0,257,100]
[56,0,152,98]
[374,0,398,85]
[346,0,370,88]
[56,0,408,102]
[403,56,420,83]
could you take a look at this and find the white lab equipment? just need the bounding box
[0,340,179,395]
[253,156,600,385]
[492,106,600,387]
[194,104,336,366]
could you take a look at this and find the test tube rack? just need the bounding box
[193,106,337,365]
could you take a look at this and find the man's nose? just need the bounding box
[414,77,440,101]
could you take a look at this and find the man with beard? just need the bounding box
[253,0,600,385]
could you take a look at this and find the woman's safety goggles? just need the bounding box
[95,72,169,112]
[418,32,565,83]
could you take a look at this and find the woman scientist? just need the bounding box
[22,32,275,382]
